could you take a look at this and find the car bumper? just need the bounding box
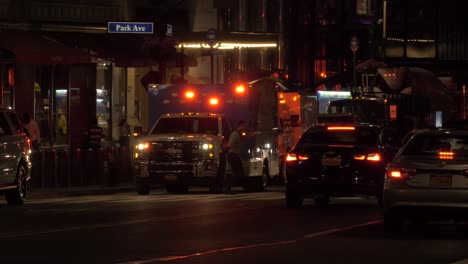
[383,187,468,215]
[134,158,220,180]
[286,167,382,196]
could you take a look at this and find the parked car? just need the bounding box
[284,123,400,208]
[383,128,468,233]
[0,106,32,205]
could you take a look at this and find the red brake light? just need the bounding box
[327,126,355,131]
[286,153,309,162]
[353,153,381,161]
[353,155,366,160]
[386,167,416,180]
[388,170,402,179]
[286,154,297,161]
[209,97,219,105]
[367,153,381,162]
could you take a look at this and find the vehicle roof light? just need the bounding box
[327,126,355,131]
[185,90,195,99]
[209,97,219,105]
[235,84,245,94]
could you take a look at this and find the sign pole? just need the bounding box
[207,28,217,85]
[352,50,356,92]
[210,46,214,84]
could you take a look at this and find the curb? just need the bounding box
[28,185,136,199]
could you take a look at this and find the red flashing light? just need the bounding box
[327,126,355,131]
[209,97,219,106]
[320,72,327,78]
[185,90,195,99]
[235,84,245,94]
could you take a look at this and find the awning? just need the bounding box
[45,32,174,67]
[0,30,93,64]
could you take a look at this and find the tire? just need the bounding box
[314,194,330,206]
[136,177,150,195]
[5,164,27,205]
[286,190,304,208]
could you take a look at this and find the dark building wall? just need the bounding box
[69,64,96,149]
[14,64,35,118]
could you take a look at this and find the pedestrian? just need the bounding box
[56,109,67,145]
[22,113,41,151]
[118,118,130,147]
[83,117,104,150]
[225,120,247,194]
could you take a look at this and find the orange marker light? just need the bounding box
[209,97,219,105]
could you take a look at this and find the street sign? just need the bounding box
[350,36,359,52]
[207,28,216,46]
[108,22,154,34]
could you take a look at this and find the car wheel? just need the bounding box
[314,194,330,206]
[286,190,304,208]
[5,164,27,205]
[136,177,150,195]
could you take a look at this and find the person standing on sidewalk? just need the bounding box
[225,120,247,194]
[22,112,41,151]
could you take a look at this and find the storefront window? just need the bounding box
[96,61,112,140]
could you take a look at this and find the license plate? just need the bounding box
[164,175,178,181]
[322,157,341,167]
[430,175,452,187]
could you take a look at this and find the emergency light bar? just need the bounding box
[327,126,355,131]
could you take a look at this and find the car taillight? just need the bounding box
[386,167,416,180]
[286,153,309,162]
[367,153,381,161]
[353,153,381,162]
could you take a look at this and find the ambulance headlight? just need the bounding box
[202,143,213,150]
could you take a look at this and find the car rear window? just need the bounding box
[401,134,468,158]
[298,126,379,146]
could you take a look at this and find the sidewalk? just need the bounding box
[28,182,136,199]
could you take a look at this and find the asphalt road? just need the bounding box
[1,186,468,264]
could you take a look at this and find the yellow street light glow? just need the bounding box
[177,42,277,49]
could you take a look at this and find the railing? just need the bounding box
[30,146,133,188]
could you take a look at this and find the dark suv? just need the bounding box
[0,106,31,205]
[284,123,399,208]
